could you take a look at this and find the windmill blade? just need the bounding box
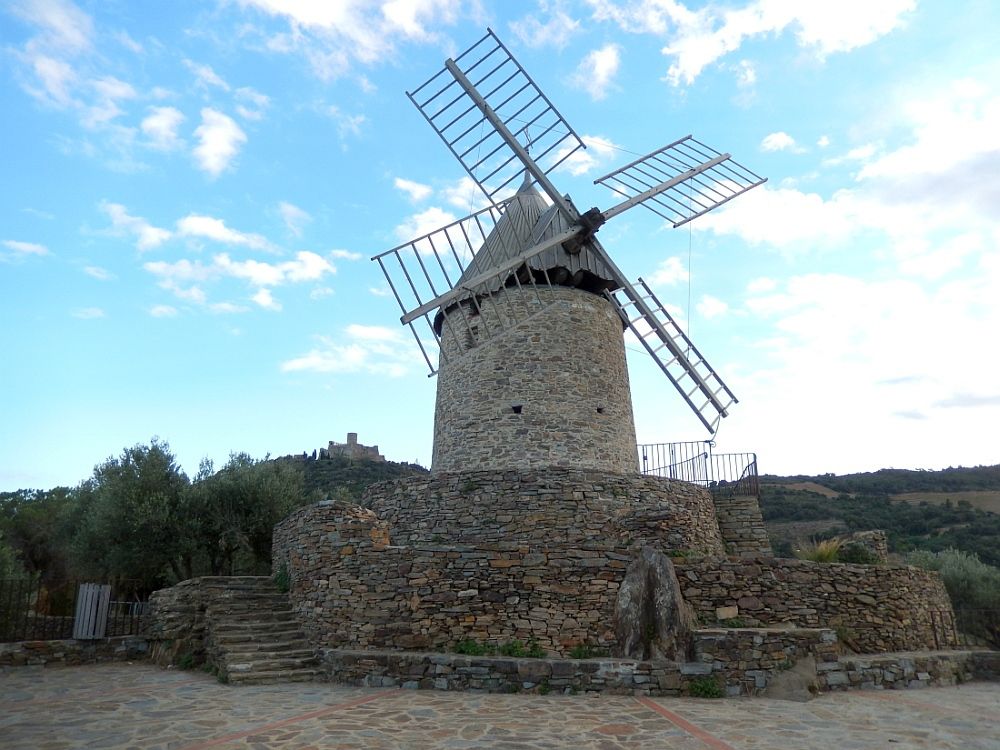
[407,28,584,221]
[594,136,766,228]
[372,193,582,374]
[606,276,738,434]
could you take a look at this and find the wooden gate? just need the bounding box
[72,583,111,639]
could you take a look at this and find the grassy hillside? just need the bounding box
[759,464,1000,567]
[274,453,428,501]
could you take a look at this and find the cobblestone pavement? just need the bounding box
[2,664,998,750]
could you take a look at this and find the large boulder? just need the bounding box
[614,546,695,660]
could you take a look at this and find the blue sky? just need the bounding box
[2,0,998,490]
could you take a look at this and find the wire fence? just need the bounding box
[952,609,1000,649]
[0,578,148,643]
[638,441,759,497]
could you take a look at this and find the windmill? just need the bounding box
[373,29,766,474]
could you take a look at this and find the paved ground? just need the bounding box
[1,664,998,750]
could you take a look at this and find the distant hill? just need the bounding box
[759,464,1000,567]
[273,453,428,501]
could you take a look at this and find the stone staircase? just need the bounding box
[204,577,321,685]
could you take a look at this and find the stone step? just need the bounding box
[226,655,320,673]
[227,667,322,685]
[212,619,300,634]
[223,647,317,662]
[214,630,307,646]
[210,604,295,615]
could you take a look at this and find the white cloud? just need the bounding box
[329,249,362,261]
[696,294,728,319]
[733,59,756,88]
[394,177,433,203]
[83,265,113,280]
[235,86,270,120]
[746,277,776,294]
[554,134,619,176]
[280,324,413,377]
[72,306,105,319]
[240,0,463,81]
[184,59,230,91]
[278,201,311,237]
[193,108,246,177]
[760,131,801,153]
[648,256,688,286]
[10,0,94,54]
[209,301,248,314]
[252,287,281,310]
[817,135,831,148]
[394,206,457,243]
[100,201,172,250]
[141,106,185,151]
[511,2,580,49]
[149,304,177,317]
[144,251,336,304]
[326,105,366,140]
[310,286,334,299]
[570,44,621,101]
[440,176,490,212]
[176,214,272,251]
[589,0,915,86]
[2,239,49,257]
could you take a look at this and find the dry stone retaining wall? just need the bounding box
[712,494,772,556]
[676,557,957,652]
[0,637,148,668]
[362,470,725,555]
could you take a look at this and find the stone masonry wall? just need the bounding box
[433,287,637,474]
[274,502,629,656]
[712,494,772,556]
[0,637,148,668]
[364,470,725,555]
[676,557,957,653]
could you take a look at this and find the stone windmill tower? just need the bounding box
[374,30,765,475]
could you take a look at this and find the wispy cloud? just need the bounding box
[570,44,621,100]
[235,86,269,120]
[149,304,177,317]
[176,214,272,251]
[280,324,414,377]
[71,306,105,319]
[760,131,804,153]
[278,201,311,237]
[100,201,172,250]
[193,108,246,177]
[394,177,432,203]
[83,265,114,280]
[2,239,50,258]
[511,1,580,49]
[184,59,230,91]
[141,106,185,151]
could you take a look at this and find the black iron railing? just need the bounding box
[638,441,759,497]
[0,578,148,643]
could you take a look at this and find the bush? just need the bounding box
[273,563,290,593]
[908,548,1000,647]
[499,639,546,658]
[837,544,880,565]
[688,676,725,698]
[453,639,492,656]
[795,538,842,563]
[568,643,608,659]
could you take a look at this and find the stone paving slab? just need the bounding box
[1,664,998,750]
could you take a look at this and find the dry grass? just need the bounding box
[794,538,843,563]
[774,482,845,499]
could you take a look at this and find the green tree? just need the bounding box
[70,439,192,589]
[0,487,75,579]
[908,548,1000,647]
[0,528,26,579]
[189,453,304,575]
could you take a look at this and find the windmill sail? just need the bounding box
[595,136,766,227]
[407,28,585,219]
[606,278,738,434]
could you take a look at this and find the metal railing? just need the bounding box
[638,441,759,497]
[0,578,148,643]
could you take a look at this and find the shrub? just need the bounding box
[453,639,492,656]
[568,643,608,659]
[688,676,725,698]
[908,548,1000,647]
[837,544,880,565]
[499,639,546,658]
[273,563,290,593]
[795,538,842,563]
